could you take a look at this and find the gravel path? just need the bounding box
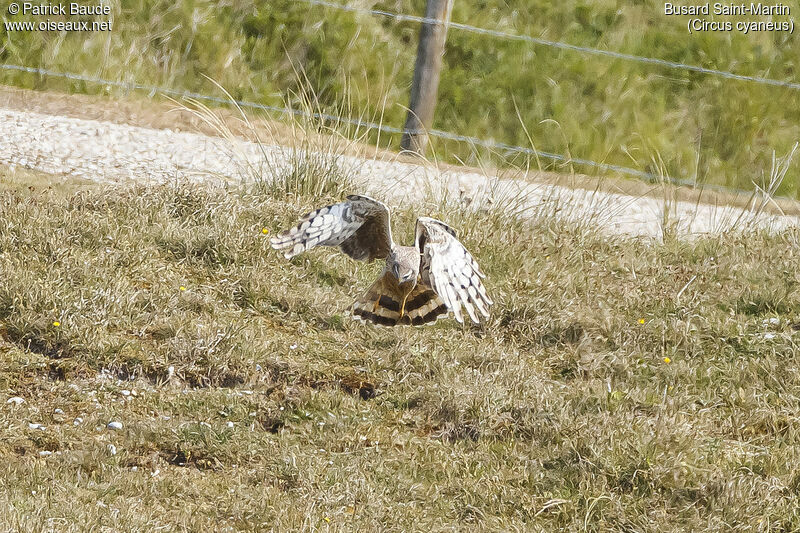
[1,107,797,238]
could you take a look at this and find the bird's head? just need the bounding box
[389,248,420,288]
[392,262,417,283]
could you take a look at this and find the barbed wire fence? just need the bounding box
[303,0,800,90]
[2,0,798,194]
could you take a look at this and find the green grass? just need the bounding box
[2,165,800,529]
[1,0,798,195]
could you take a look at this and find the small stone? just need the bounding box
[28,423,46,431]
[53,408,64,415]
[7,397,24,405]
[121,390,131,397]
[73,417,83,426]
[226,421,234,428]
[38,451,52,457]
[108,444,117,456]
[107,421,123,430]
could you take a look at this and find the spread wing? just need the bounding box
[270,195,393,262]
[415,217,493,324]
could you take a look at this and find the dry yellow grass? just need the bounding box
[1,164,800,530]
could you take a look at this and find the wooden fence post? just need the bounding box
[400,0,452,155]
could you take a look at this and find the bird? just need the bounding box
[270,195,493,327]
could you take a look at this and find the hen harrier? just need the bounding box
[270,195,492,326]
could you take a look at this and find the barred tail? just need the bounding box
[352,276,448,327]
[403,283,449,326]
[352,275,405,327]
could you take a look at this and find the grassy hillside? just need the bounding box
[1,0,799,194]
[2,165,800,529]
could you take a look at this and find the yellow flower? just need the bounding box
[323,516,331,523]
[52,321,60,327]
[179,286,187,292]
[261,228,269,235]
[638,318,645,325]
[663,357,671,364]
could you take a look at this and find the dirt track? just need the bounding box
[0,86,797,239]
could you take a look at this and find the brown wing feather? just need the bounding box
[270,195,393,262]
[340,195,393,261]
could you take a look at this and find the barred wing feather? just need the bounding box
[415,217,493,324]
[270,195,393,262]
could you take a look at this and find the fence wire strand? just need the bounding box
[6,0,793,195]
[2,63,697,185]
[302,0,800,91]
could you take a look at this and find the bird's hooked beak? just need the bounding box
[400,271,416,283]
